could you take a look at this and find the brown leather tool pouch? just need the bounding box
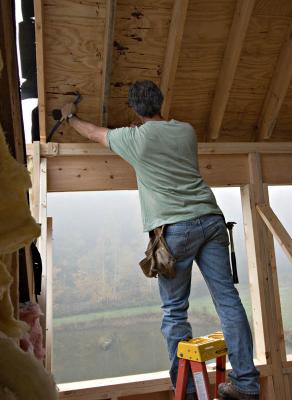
[139,225,176,279]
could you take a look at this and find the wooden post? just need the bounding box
[240,153,286,398]
[34,0,47,142]
[31,141,41,222]
[0,0,25,163]
[38,157,48,364]
[46,217,53,372]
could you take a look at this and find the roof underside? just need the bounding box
[38,0,292,143]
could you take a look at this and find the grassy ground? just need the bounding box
[53,287,292,329]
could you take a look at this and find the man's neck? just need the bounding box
[141,114,164,123]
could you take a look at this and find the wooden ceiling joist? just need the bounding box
[160,0,189,119]
[207,0,255,141]
[100,0,117,127]
[257,21,292,141]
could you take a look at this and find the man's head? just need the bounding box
[128,80,164,118]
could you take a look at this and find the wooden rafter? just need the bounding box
[100,0,117,127]
[257,203,292,262]
[34,0,47,142]
[257,22,292,141]
[160,0,189,119]
[207,0,255,141]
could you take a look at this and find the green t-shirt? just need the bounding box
[107,119,222,232]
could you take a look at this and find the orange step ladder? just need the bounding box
[175,331,227,400]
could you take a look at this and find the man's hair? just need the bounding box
[128,80,164,117]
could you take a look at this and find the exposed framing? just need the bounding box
[26,142,292,192]
[160,0,189,119]
[240,154,286,398]
[257,204,292,262]
[27,143,292,399]
[34,0,47,143]
[99,0,117,127]
[207,0,255,141]
[257,22,292,141]
[0,0,25,162]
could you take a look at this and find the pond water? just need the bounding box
[53,312,220,383]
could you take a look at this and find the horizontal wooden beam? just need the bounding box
[261,154,292,185]
[58,360,274,399]
[44,151,292,192]
[257,204,292,263]
[47,155,137,192]
[26,142,292,157]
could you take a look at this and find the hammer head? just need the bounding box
[226,221,237,230]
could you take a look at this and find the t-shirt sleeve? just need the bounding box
[106,127,140,166]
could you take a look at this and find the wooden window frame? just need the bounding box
[27,142,292,399]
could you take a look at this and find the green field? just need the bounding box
[53,287,292,329]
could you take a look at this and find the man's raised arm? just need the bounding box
[61,102,109,147]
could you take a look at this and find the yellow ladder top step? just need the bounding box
[177,331,227,362]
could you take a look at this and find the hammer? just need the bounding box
[47,91,82,142]
[226,221,239,284]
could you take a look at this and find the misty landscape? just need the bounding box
[47,187,292,384]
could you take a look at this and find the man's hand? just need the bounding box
[61,102,77,120]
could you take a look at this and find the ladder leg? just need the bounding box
[190,361,211,400]
[175,359,189,400]
[214,355,226,398]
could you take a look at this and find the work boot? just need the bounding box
[218,382,259,399]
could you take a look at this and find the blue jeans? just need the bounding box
[158,214,260,395]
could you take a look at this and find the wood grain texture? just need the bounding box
[34,0,47,143]
[47,155,137,191]
[261,154,292,184]
[241,154,286,398]
[0,0,25,161]
[170,0,236,141]
[220,15,292,141]
[271,78,292,140]
[207,0,255,141]
[42,0,106,141]
[107,0,173,127]
[160,0,189,119]
[46,153,249,192]
[257,21,292,140]
[254,0,292,17]
[100,0,117,126]
[257,203,292,262]
[26,141,292,157]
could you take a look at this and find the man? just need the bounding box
[61,80,260,400]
